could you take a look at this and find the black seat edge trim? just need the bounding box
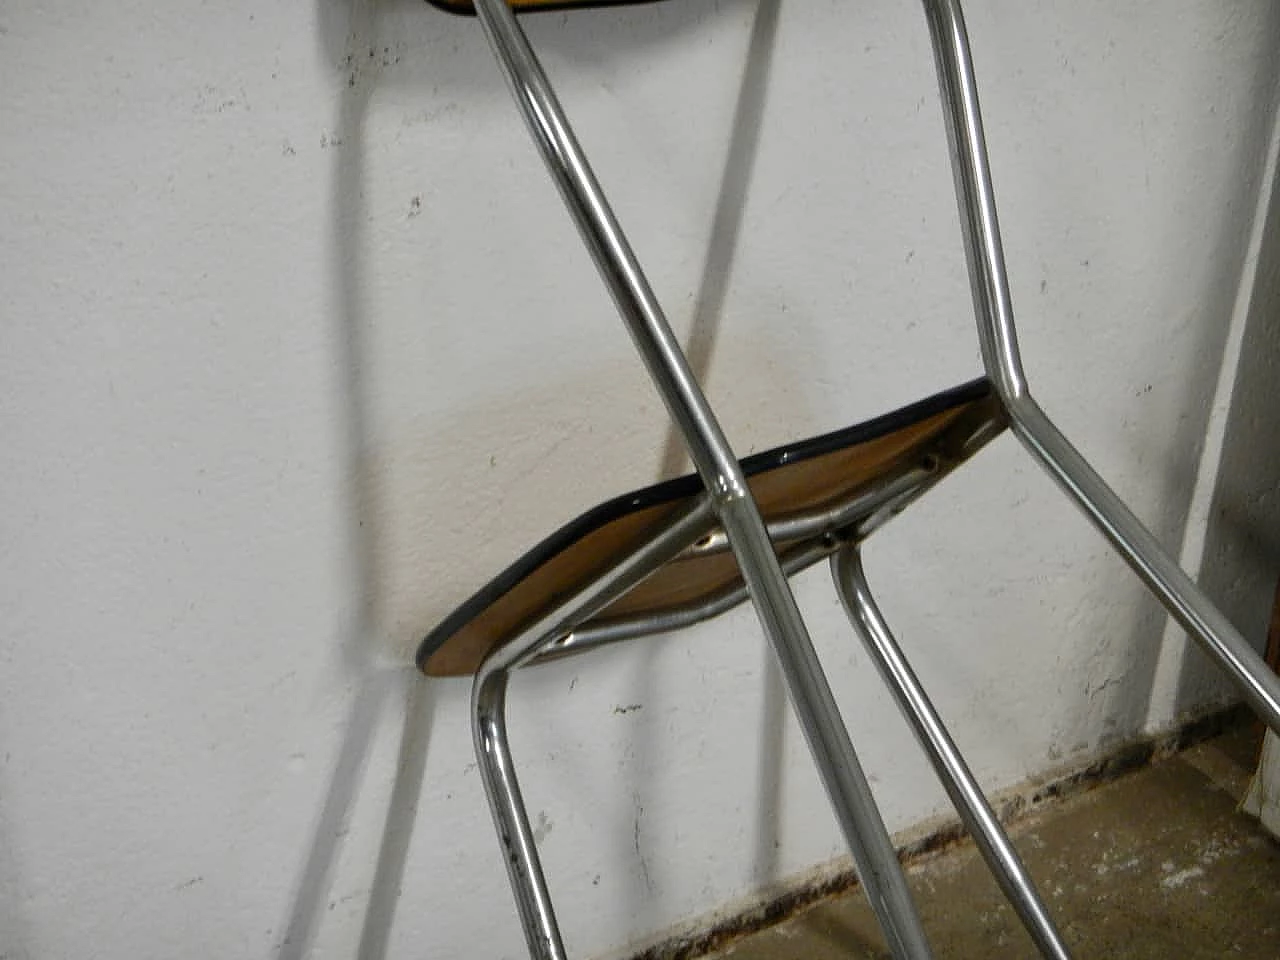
[416,376,994,670]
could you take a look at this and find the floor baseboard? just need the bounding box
[623,701,1252,960]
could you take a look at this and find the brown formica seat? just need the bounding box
[417,379,1002,678]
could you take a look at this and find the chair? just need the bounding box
[416,2,1280,957]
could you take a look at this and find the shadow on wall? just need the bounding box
[0,805,31,957]
[1053,1,1280,738]
[1180,69,1280,711]
[276,2,431,957]
[281,0,1280,953]
[322,0,751,108]
[281,0,795,955]
[316,0,780,655]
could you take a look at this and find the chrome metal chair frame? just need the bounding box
[422,1,1280,957]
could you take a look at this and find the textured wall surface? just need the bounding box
[3,1,1279,958]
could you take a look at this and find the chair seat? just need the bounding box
[417,377,1003,676]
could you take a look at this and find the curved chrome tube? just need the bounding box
[543,538,838,662]
[920,0,1280,732]
[678,462,936,561]
[472,1,934,956]
[541,454,976,662]
[543,408,1005,661]
[468,496,713,960]
[920,0,1027,402]
[455,5,1280,960]
[833,547,1072,960]
[473,666,567,960]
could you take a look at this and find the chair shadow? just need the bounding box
[791,899,891,960]
[284,0,797,954]
[355,672,436,960]
[278,2,436,957]
[1178,53,1280,708]
[653,0,777,478]
[990,2,1280,737]
[633,0,792,909]
[736,2,790,897]
[1116,9,1280,726]
[277,668,394,960]
[0,803,31,956]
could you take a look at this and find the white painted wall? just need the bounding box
[3,2,1279,958]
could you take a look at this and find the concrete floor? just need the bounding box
[701,724,1280,959]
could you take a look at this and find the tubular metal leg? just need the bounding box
[920,0,1280,733]
[473,663,568,960]
[832,547,1072,960]
[470,1,932,955]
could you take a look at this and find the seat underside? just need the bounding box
[417,378,1003,677]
